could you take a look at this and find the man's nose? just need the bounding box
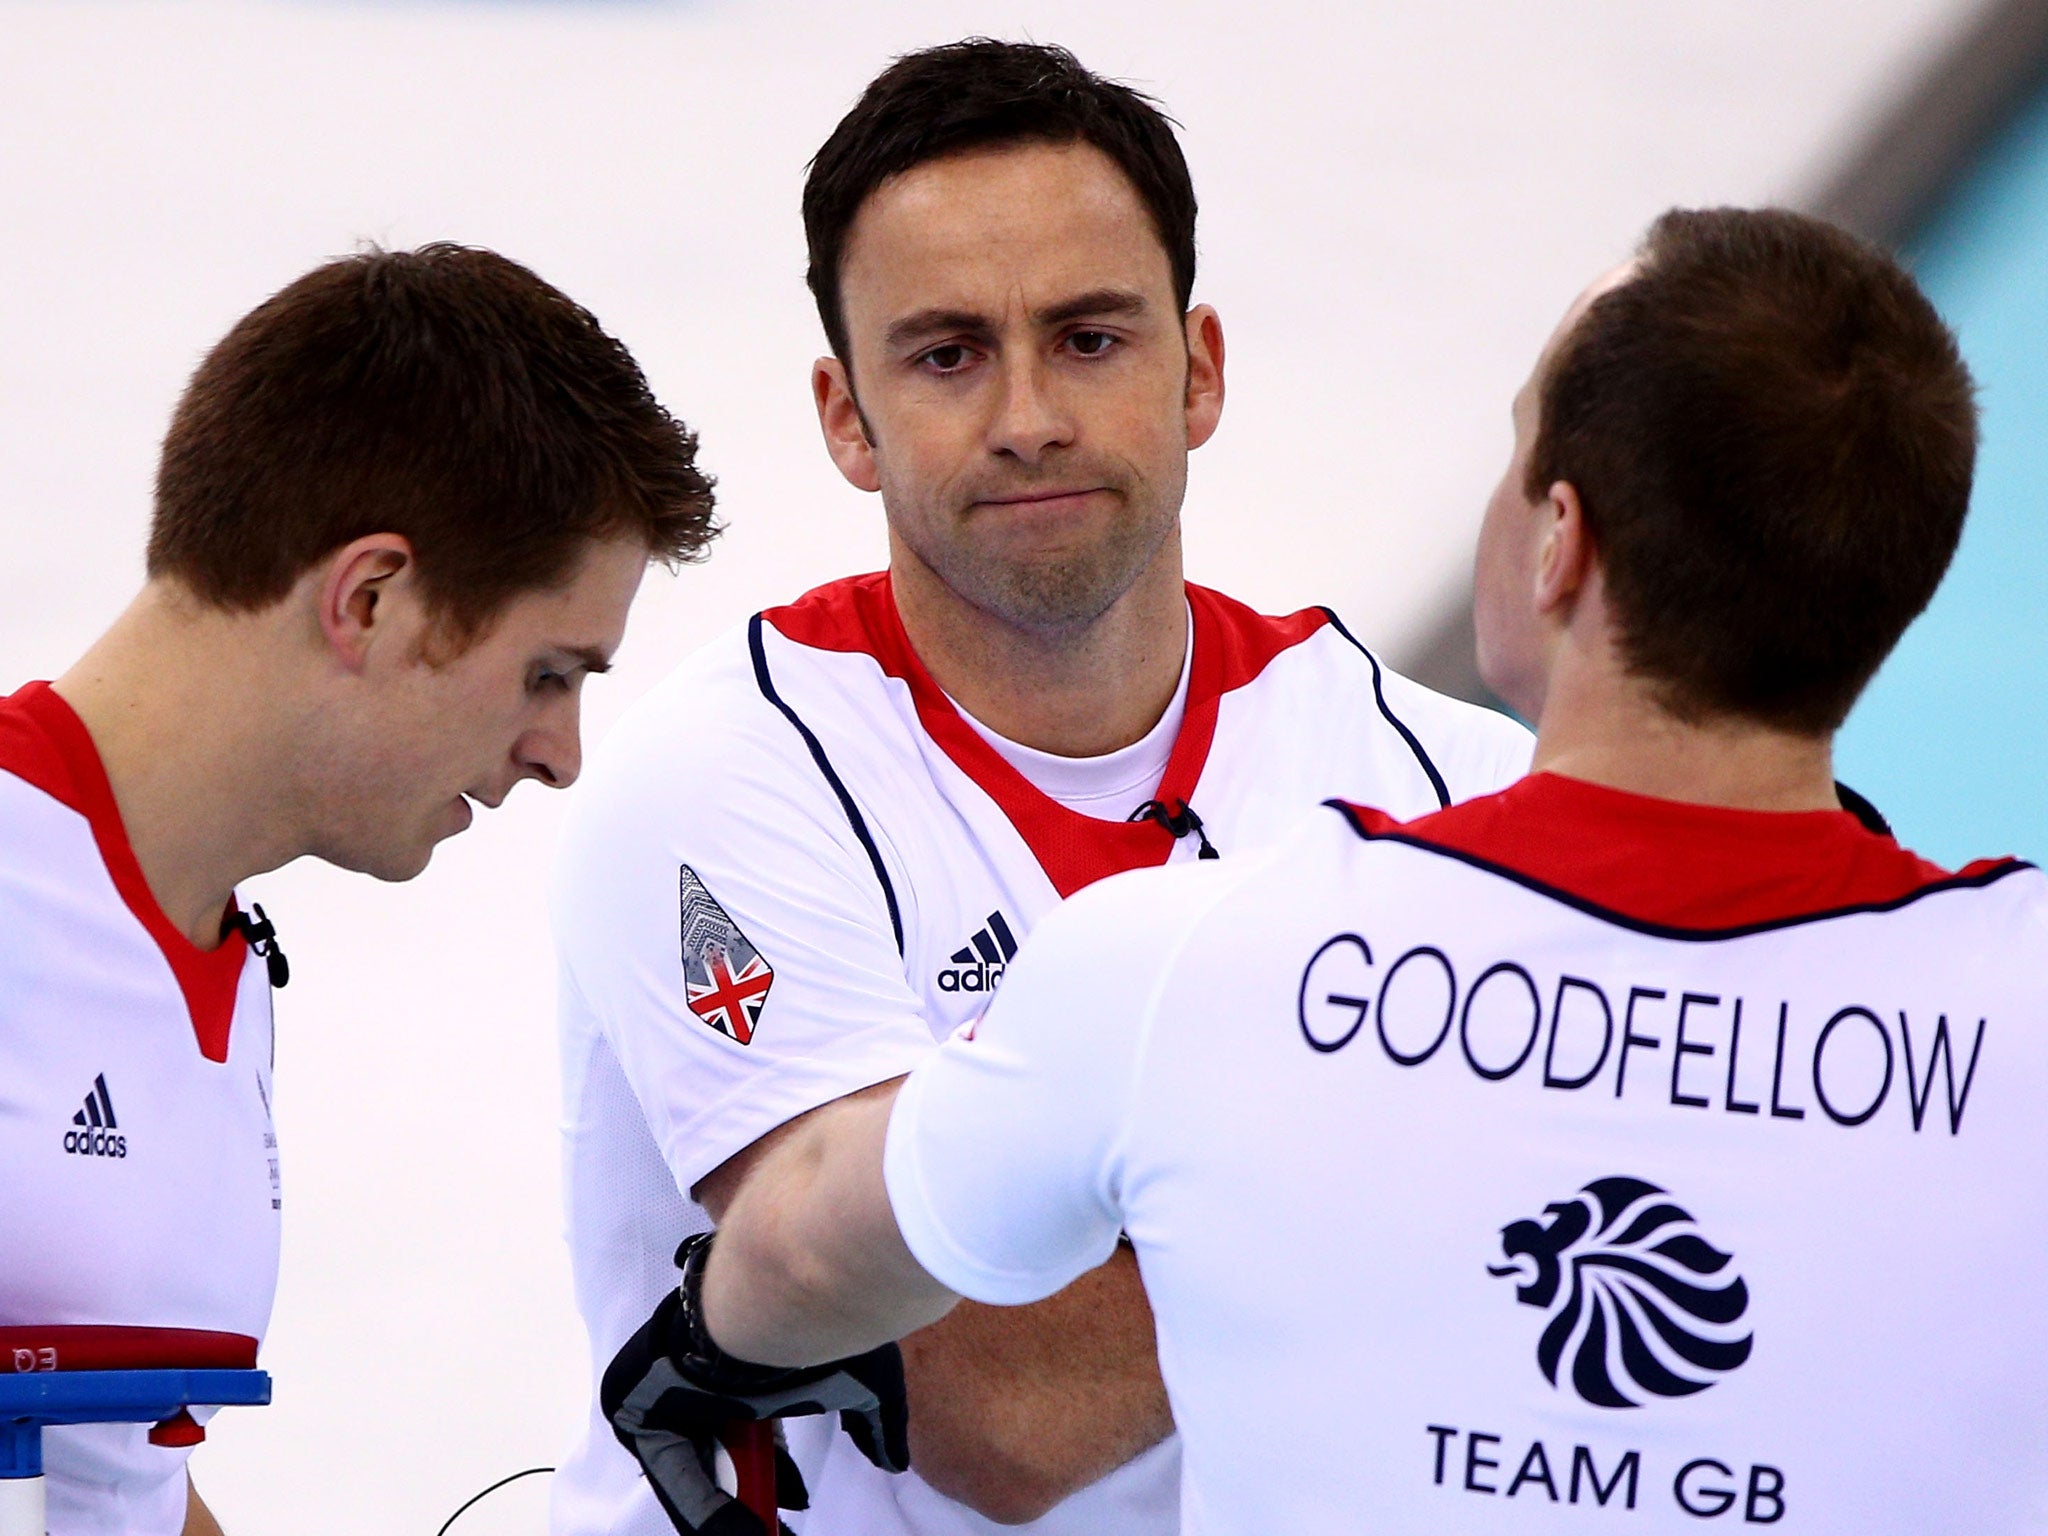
[518,697,584,790]
[987,353,1075,463]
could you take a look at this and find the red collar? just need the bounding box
[0,681,247,1061]
[762,573,1328,896]
[1332,771,2022,935]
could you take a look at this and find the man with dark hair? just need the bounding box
[799,37,1199,369]
[556,38,1528,1536]
[634,206,2048,1535]
[0,244,716,1536]
[1484,207,1976,736]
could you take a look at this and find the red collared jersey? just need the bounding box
[0,683,279,1536]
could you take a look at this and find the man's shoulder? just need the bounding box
[606,616,772,741]
[1317,630,1534,795]
[570,650,804,853]
[561,585,918,877]
[607,571,908,751]
[0,682,85,818]
[1193,588,1533,796]
[1367,654,1531,754]
[589,573,942,815]
[755,569,894,658]
[0,700,99,893]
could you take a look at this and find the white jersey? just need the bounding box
[0,683,281,1536]
[886,771,2048,1535]
[551,572,1531,1536]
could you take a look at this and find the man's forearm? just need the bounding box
[902,1245,1174,1523]
[702,1086,956,1366]
[694,1076,1169,1524]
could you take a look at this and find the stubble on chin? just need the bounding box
[909,481,1178,636]
[959,546,1133,632]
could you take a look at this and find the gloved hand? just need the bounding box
[602,1232,911,1535]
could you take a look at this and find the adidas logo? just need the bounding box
[62,1074,127,1159]
[937,911,1019,994]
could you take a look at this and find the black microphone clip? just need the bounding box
[222,902,291,989]
[1128,797,1219,860]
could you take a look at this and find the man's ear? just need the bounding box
[1532,481,1595,616]
[814,357,882,493]
[316,534,415,672]
[1183,305,1226,451]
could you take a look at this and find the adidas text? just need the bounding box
[63,1128,127,1159]
[938,962,1005,994]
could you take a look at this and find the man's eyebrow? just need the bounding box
[883,308,993,353]
[881,289,1151,353]
[1037,288,1148,327]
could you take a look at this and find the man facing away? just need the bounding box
[0,244,716,1535]
[551,37,1531,1536]
[648,207,2048,1534]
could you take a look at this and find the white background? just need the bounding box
[0,2,1978,1530]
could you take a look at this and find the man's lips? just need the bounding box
[972,486,1110,512]
[447,790,501,833]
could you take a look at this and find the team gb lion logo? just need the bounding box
[1488,1176,1753,1408]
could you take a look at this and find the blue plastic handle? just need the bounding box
[0,1370,270,1478]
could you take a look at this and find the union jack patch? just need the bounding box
[678,866,774,1045]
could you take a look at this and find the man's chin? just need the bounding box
[949,547,1147,635]
[345,826,452,884]
[364,842,441,883]
[305,818,451,882]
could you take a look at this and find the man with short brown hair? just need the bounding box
[1479,208,1975,737]
[0,243,715,1536]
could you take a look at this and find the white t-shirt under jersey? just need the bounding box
[954,610,1190,822]
[0,683,280,1536]
[887,772,2048,1535]
[550,572,1531,1536]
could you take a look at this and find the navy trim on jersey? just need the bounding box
[1323,798,2036,941]
[748,615,906,955]
[1318,608,1451,809]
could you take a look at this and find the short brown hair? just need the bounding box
[1528,207,1976,733]
[148,244,718,637]
[803,39,1197,364]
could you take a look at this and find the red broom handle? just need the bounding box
[721,1419,779,1527]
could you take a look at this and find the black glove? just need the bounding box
[601,1232,911,1535]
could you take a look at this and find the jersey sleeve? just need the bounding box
[553,675,933,1199]
[883,861,1229,1305]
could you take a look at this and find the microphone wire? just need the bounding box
[434,1465,554,1536]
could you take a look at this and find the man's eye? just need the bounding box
[1067,329,1118,358]
[919,344,972,373]
[530,667,572,695]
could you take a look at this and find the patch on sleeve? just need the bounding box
[678,865,775,1045]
